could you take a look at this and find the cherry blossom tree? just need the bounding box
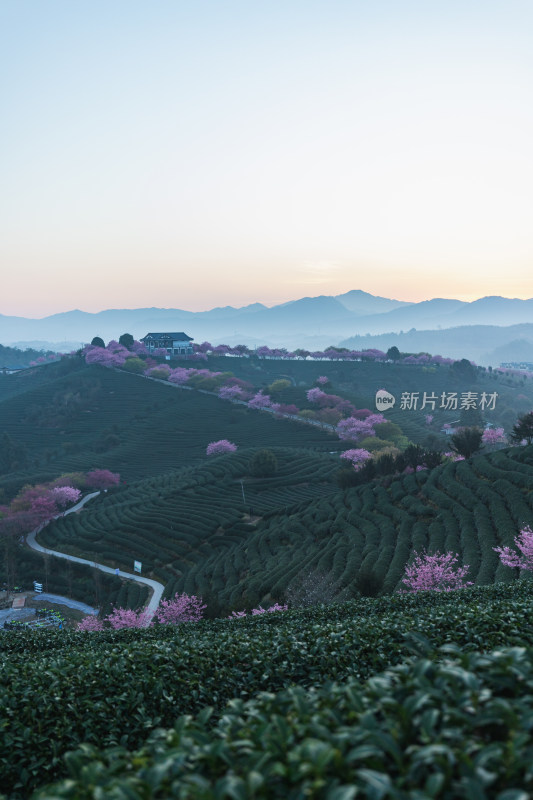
[482,427,507,447]
[168,367,191,384]
[85,469,120,489]
[494,526,533,571]
[49,486,81,507]
[248,392,272,409]
[131,340,149,355]
[228,603,288,618]
[401,551,472,592]
[340,449,372,469]
[218,385,246,401]
[153,592,206,625]
[29,496,58,525]
[206,440,237,456]
[251,603,288,614]
[104,607,152,629]
[337,417,377,442]
[276,403,300,416]
[77,616,104,631]
[306,388,328,404]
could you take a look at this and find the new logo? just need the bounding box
[376,389,396,411]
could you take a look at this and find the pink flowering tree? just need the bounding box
[340,449,372,469]
[252,603,288,615]
[85,469,120,489]
[494,526,533,571]
[228,603,288,618]
[443,451,465,462]
[337,417,379,442]
[316,376,329,385]
[401,551,472,592]
[206,440,237,456]
[306,388,328,404]
[130,340,149,355]
[49,486,81,508]
[154,593,206,625]
[482,427,507,447]
[168,367,192,385]
[104,607,152,629]
[29,495,58,525]
[77,616,104,632]
[248,392,272,409]
[218,385,247,401]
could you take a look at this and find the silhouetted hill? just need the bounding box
[340,323,533,366]
[334,289,410,315]
[1,291,533,357]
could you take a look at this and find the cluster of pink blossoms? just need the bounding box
[494,526,533,570]
[401,551,472,592]
[206,440,238,456]
[228,603,288,619]
[340,449,372,469]
[78,593,206,631]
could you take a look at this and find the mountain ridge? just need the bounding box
[1,291,532,358]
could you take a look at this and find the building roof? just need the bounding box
[141,332,193,341]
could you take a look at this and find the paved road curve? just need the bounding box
[26,491,164,619]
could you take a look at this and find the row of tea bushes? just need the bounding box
[0,363,342,491]
[185,446,533,608]
[37,447,340,595]
[33,644,533,799]
[3,583,533,796]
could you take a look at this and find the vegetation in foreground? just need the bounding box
[1,582,533,797]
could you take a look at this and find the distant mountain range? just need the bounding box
[1,290,532,366]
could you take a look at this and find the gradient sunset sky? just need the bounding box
[2,0,533,317]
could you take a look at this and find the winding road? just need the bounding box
[26,492,165,618]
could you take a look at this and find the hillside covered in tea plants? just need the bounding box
[3,583,533,797]
[2,353,533,609]
[2,353,533,797]
[36,441,533,613]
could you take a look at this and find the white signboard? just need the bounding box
[134,560,142,574]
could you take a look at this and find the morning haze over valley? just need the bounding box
[2,1,533,797]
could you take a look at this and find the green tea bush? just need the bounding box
[33,645,533,799]
[2,583,533,796]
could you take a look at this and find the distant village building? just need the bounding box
[1,366,24,375]
[140,332,194,357]
[500,362,533,371]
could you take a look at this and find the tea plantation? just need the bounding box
[2,584,533,797]
[36,447,340,607]
[188,444,533,608]
[2,358,533,797]
[0,360,343,498]
[36,442,533,611]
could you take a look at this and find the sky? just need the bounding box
[2,0,533,317]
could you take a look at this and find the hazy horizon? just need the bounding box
[2,1,533,316]
[2,288,533,321]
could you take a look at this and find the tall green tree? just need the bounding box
[0,433,29,474]
[450,427,483,459]
[119,333,134,350]
[510,411,533,445]
[250,449,278,477]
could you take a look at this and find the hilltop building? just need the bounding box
[140,332,194,357]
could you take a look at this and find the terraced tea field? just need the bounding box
[0,361,342,495]
[37,447,340,606]
[37,444,533,611]
[187,444,533,607]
